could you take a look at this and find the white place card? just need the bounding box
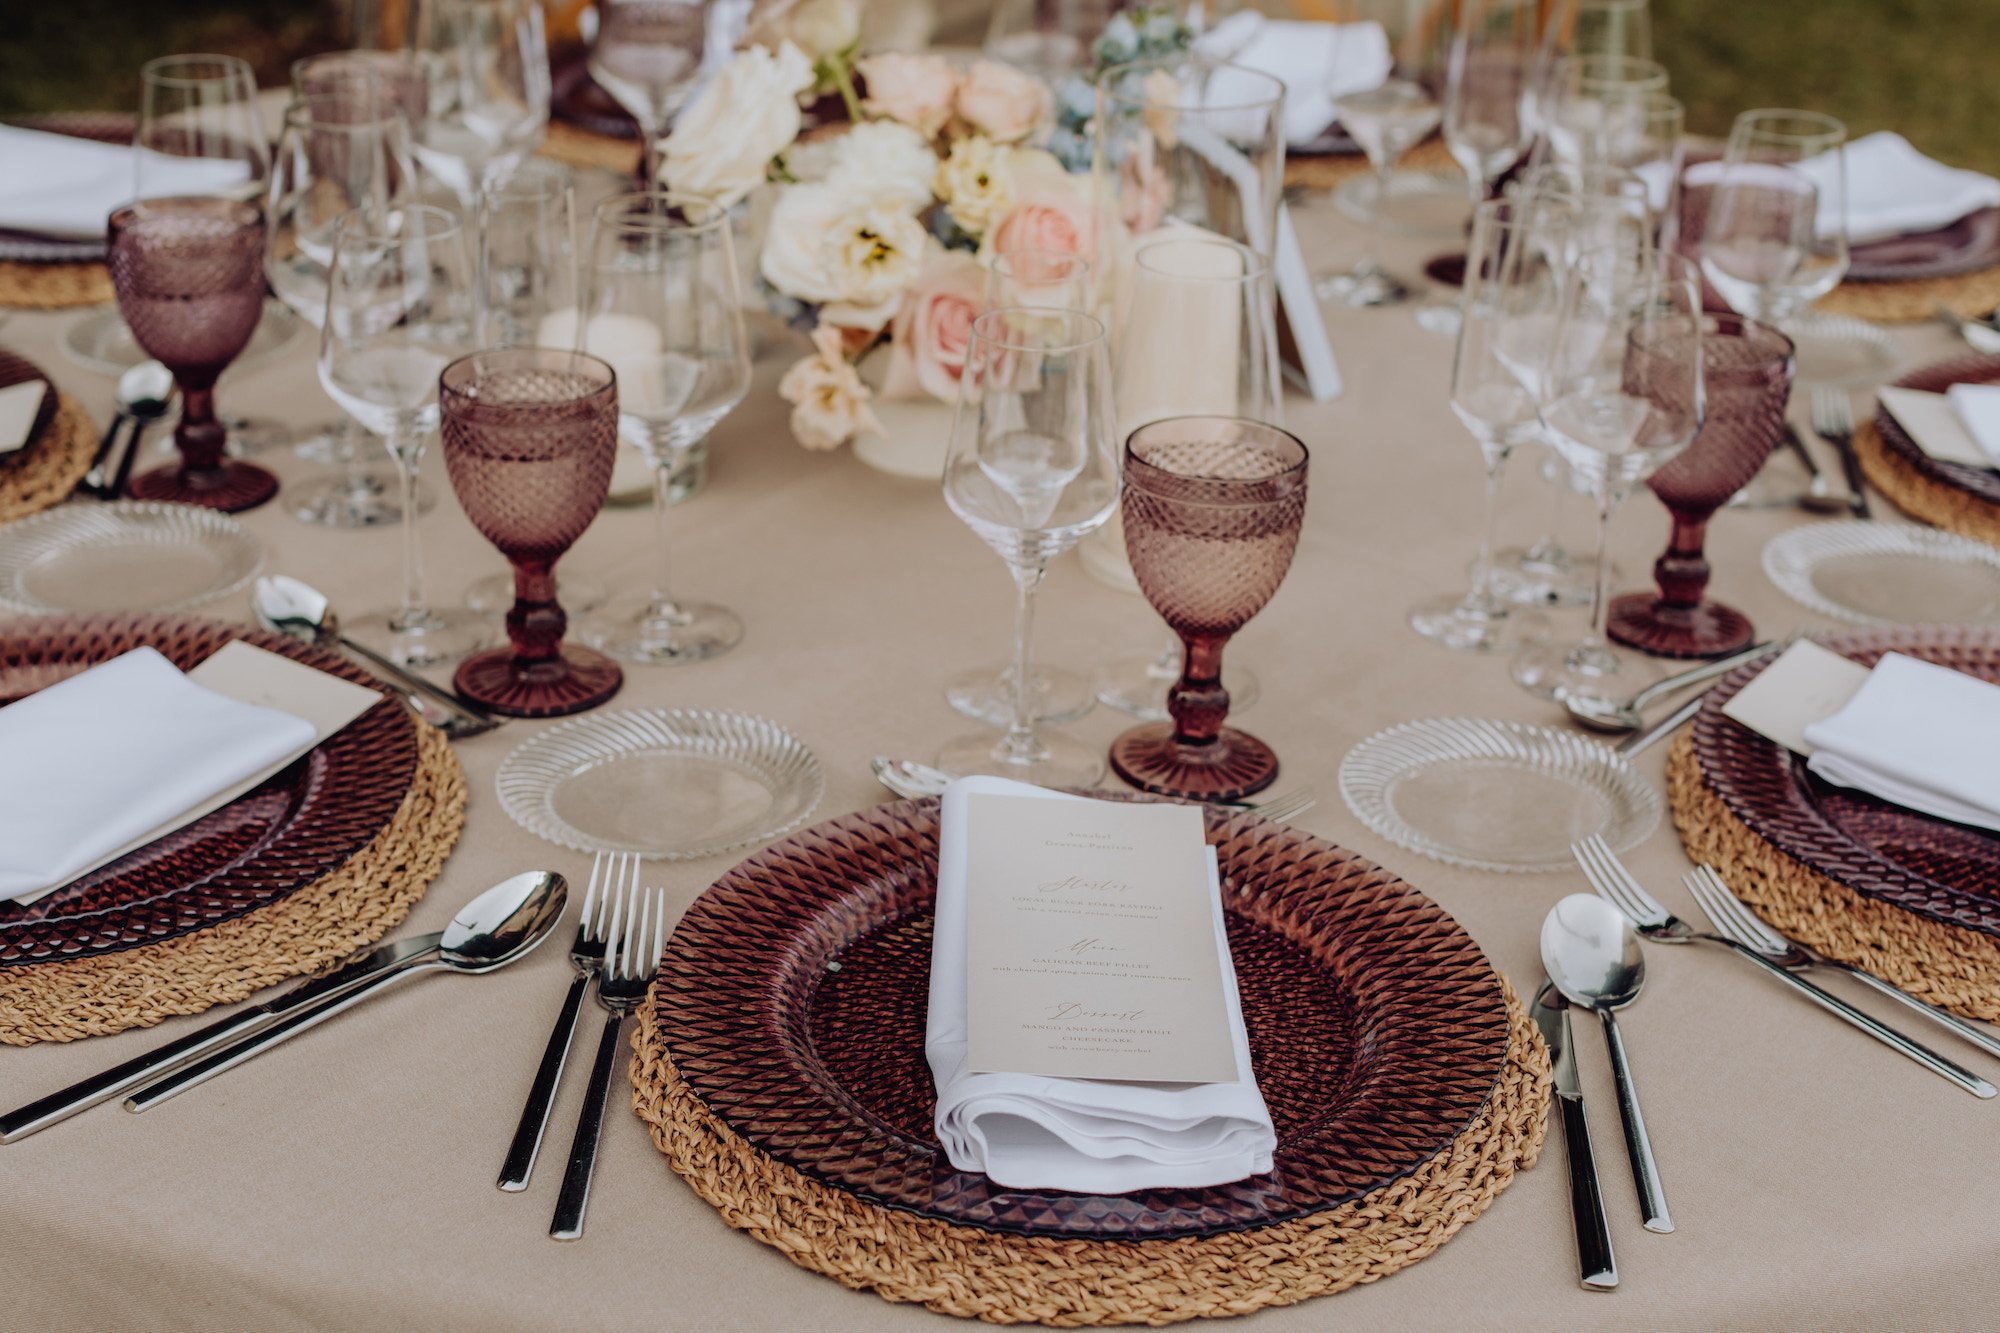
[1878,387,1993,469]
[0,378,47,455]
[1721,640,1872,755]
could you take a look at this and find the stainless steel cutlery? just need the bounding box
[1531,981,1617,1291]
[1809,387,1871,519]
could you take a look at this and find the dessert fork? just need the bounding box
[1809,387,1871,519]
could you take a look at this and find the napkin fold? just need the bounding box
[1195,12,1390,148]
[927,776,1276,1193]
[1877,386,1997,469]
[1947,383,2000,464]
[0,125,251,241]
[0,379,48,455]
[0,648,317,901]
[1796,131,2000,245]
[1803,653,2000,831]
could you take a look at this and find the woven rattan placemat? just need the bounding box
[1285,136,1457,195]
[0,261,112,311]
[0,391,95,522]
[538,122,642,178]
[1669,731,2000,1021]
[1852,416,2000,549]
[629,976,1548,1326]
[0,716,466,1044]
[1816,264,2000,325]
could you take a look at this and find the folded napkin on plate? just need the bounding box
[0,125,252,241]
[1796,131,2000,245]
[0,378,48,455]
[927,776,1276,1193]
[1195,12,1390,148]
[1947,382,2000,461]
[1803,652,2000,831]
[0,647,317,902]
[1877,386,1997,468]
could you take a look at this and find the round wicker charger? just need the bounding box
[0,261,112,311]
[1816,264,2000,325]
[1285,136,1455,194]
[0,390,96,522]
[1668,732,2000,1020]
[1853,415,2000,549]
[629,977,1548,1326]
[537,122,642,178]
[0,718,466,1044]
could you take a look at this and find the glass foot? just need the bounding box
[945,662,1095,726]
[1108,723,1279,802]
[293,416,367,466]
[465,569,607,616]
[1605,592,1755,659]
[1488,544,1604,608]
[289,467,430,528]
[936,727,1106,788]
[347,605,492,670]
[128,460,279,513]
[1413,299,1463,337]
[454,642,623,718]
[1316,265,1416,308]
[1096,653,1261,722]
[581,596,743,664]
[1408,590,1548,654]
[1511,638,1660,706]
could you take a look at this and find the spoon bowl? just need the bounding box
[439,870,569,970]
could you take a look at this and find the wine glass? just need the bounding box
[407,0,552,205]
[1607,314,1793,657]
[1107,417,1308,801]
[1409,197,1569,652]
[134,54,269,201]
[292,49,428,127]
[1445,0,1538,206]
[588,0,708,185]
[938,309,1120,787]
[1511,247,1707,707]
[574,192,751,665]
[1537,54,1669,186]
[319,204,490,667]
[439,348,624,716]
[1529,0,1653,133]
[986,249,1091,314]
[984,0,1118,82]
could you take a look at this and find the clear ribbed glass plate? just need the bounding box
[1763,521,2000,627]
[0,502,265,614]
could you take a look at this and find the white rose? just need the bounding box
[825,120,938,214]
[761,183,929,330]
[934,135,1014,237]
[659,43,816,209]
[779,324,882,450]
[781,0,863,59]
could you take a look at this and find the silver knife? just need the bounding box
[1533,980,1618,1291]
[0,933,441,1143]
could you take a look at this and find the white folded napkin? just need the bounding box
[1796,131,2000,245]
[1803,652,2000,831]
[0,647,317,901]
[0,378,47,456]
[1947,383,2000,463]
[0,125,251,241]
[927,776,1276,1193]
[1877,386,1997,468]
[1196,12,1390,147]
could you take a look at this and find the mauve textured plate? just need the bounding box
[658,799,1512,1240]
[0,614,415,965]
[1873,352,2000,506]
[1693,626,2000,937]
[0,113,136,264]
[1847,207,2000,282]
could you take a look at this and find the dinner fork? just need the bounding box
[550,874,665,1240]
[498,851,634,1192]
[1684,865,2000,1062]
[1570,836,1992,1097]
[1809,386,1872,519]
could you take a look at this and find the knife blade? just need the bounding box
[1534,980,1618,1291]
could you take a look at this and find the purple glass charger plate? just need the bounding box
[1847,207,2000,283]
[550,55,641,141]
[1691,624,2000,937]
[657,798,1511,1240]
[0,113,137,264]
[1873,352,2000,504]
[0,614,417,965]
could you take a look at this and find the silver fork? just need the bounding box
[498,850,634,1192]
[1685,866,2000,1062]
[1809,386,1872,519]
[1570,837,1993,1098]
[550,873,665,1240]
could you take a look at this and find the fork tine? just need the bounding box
[603,871,628,981]
[1695,866,1789,951]
[1592,835,1667,919]
[1575,835,1656,925]
[580,853,606,941]
[1682,868,1742,941]
[1571,837,1632,918]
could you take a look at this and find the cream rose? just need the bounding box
[954,60,1053,145]
[984,158,1095,265]
[856,52,959,138]
[883,250,987,404]
[746,0,862,60]
[934,135,1014,236]
[761,183,929,330]
[660,43,816,209]
[779,324,882,450]
[825,120,938,214]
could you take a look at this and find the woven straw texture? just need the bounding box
[1669,732,2000,1020]
[629,975,1548,1326]
[0,391,94,521]
[538,122,642,178]
[0,261,113,311]
[1855,416,2000,548]
[0,717,465,1044]
[1816,264,2000,325]
[1285,137,1457,194]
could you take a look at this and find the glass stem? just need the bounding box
[648,450,679,617]
[1467,448,1509,609]
[1583,486,1617,650]
[392,433,427,629]
[1527,448,1568,564]
[1364,154,1393,276]
[1000,561,1046,763]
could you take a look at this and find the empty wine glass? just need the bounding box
[319,204,489,667]
[986,249,1092,314]
[135,53,269,201]
[984,0,1117,82]
[477,158,578,350]
[1512,247,1706,706]
[1107,417,1308,801]
[292,49,428,126]
[574,192,751,665]
[407,0,552,205]
[1445,0,1538,205]
[1537,54,1669,186]
[589,0,708,185]
[938,309,1120,787]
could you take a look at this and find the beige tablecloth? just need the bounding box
[3,189,1998,1332]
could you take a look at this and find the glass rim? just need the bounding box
[592,189,731,235]
[279,99,407,134]
[332,200,463,246]
[440,346,616,405]
[107,194,261,226]
[1123,415,1308,498]
[1096,57,1285,115]
[1132,233,1270,283]
[1730,107,1846,146]
[1557,54,1669,88]
[968,306,1106,354]
[141,53,255,88]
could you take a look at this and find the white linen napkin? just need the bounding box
[1802,652,2000,831]
[927,776,1276,1193]
[1195,12,1390,148]
[0,125,251,241]
[1947,383,2000,463]
[0,379,47,456]
[1878,386,1997,469]
[1796,131,2000,245]
[0,647,317,901]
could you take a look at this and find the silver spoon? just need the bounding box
[253,574,501,739]
[125,870,567,1112]
[1564,640,1777,734]
[79,359,174,500]
[1542,892,1673,1235]
[1937,303,2000,354]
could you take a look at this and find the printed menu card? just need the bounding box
[963,794,1240,1085]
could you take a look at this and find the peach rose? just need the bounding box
[779,324,883,450]
[857,52,960,139]
[984,161,1094,266]
[954,59,1052,145]
[883,250,987,404]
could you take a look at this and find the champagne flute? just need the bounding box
[407,0,552,206]
[938,309,1120,787]
[588,0,708,185]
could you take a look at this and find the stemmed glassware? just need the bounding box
[1444,0,1538,209]
[319,204,489,667]
[938,309,1120,787]
[1107,417,1308,801]
[588,0,709,185]
[439,348,624,716]
[1512,247,1707,706]
[407,0,552,206]
[1537,55,1670,185]
[575,192,751,665]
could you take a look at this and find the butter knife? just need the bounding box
[1533,980,1618,1291]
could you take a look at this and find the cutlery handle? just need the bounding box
[108,416,147,498]
[550,1010,625,1241]
[1553,1095,1618,1290]
[1628,641,1773,714]
[1835,965,2000,1063]
[1727,944,1994,1097]
[79,414,133,499]
[1780,423,1825,480]
[1615,693,1706,758]
[498,970,592,1192]
[1826,431,1872,518]
[335,633,497,733]
[1596,1010,1673,1234]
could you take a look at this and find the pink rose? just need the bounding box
[884,250,987,403]
[986,164,1094,266]
[954,59,1052,145]
[857,53,960,139]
